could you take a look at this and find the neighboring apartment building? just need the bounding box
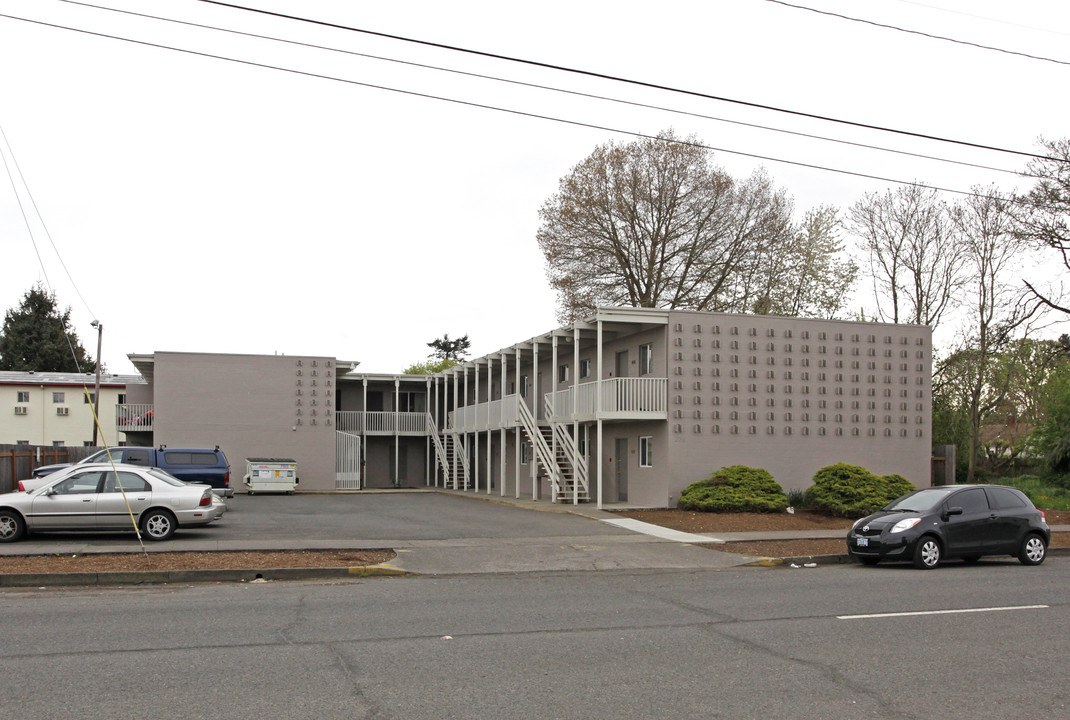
[0,371,138,448]
[119,307,933,508]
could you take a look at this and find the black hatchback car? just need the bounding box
[846,485,1050,569]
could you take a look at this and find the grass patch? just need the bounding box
[997,475,1070,511]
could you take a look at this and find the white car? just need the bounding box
[0,463,225,542]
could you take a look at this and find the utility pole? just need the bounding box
[91,320,102,446]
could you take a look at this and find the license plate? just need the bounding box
[855,537,869,547]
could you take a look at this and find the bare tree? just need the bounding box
[848,185,964,328]
[950,187,1043,481]
[750,206,858,318]
[537,131,824,322]
[1014,137,1070,314]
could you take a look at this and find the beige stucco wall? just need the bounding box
[151,352,336,490]
[2,379,128,447]
[663,310,933,500]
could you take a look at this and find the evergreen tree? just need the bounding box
[0,284,97,373]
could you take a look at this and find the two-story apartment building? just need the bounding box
[1,371,138,448]
[119,307,932,508]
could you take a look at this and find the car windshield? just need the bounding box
[80,449,115,464]
[884,488,956,513]
[147,468,187,487]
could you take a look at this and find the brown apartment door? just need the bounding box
[615,438,629,502]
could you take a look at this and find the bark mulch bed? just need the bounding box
[0,549,395,575]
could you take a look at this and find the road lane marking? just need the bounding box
[838,604,1048,620]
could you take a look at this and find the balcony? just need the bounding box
[336,411,428,435]
[547,377,667,422]
[116,404,154,432]
[448,378,667,432]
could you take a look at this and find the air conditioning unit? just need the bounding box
[57,407,70,416]
[14,406,28,415]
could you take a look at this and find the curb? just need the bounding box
[0,561,411,588]
[744,545,1070,568]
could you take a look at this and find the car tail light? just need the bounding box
[1039,510,1046,522]
[199,494,212,507]
[224,471,230,488]
[16,481,25,492]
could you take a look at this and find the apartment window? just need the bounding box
[52,392,65,403]
[520,442,529,465]
[639,436,653,467]
[639,343,654,376]
[559,364,570,383]
[579,359,591,379]
[83,393,96,404]
[520,375,530,398]
[52,440,63,447]
[16,391,30,403]
[397,391,426,413]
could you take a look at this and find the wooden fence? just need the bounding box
[0,445,101,493]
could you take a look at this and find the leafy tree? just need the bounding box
[947,188,1043,481]
[1031,371,1070,473]
[848,184,964,329]
[0,284,97,373]
[536,130,850,322]
[1014,137,1070,315]
[403,358,458,375]
[427,334,470,362]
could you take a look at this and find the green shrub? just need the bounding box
[804,463,916,518]
[678,465,789,513]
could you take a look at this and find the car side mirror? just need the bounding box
[942,506,963,521]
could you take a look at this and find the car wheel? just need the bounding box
[858,556,880,566]
[913,536,941,569]
[141,509,176,541]
[1018,533,1046,566]
[0,510,25,543]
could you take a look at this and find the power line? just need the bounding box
[763,0,1070,66]
[198,0,1054,161]
[0,9,1029,203]
[55,0,1030,178]
[891,0,1070,39]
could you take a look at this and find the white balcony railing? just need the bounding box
[116,404,154,432]
[448,378,667,431]
[335,411,427,435]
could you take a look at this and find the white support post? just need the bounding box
[532,338,538,501]
[573,325,580,505]
[395,378,401,488]
[452,369,459,489]
[597,318,603,509]
[362,377,368,490]
[425,378,431,487]
[474,363,480,492]
[500,352,507,497]
[551,335,558,503]
[515,345,521,499]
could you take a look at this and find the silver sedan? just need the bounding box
[0,463,225,542]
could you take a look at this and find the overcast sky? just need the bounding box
[1,0,1067,376]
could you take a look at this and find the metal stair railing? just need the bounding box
[449,432,472,489]
[427,413,451,487]
[516,397,563,499]
[543,396,589,503]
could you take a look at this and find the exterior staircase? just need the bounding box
[429,413,470,489]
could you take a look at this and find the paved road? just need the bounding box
[2,557,1065,719]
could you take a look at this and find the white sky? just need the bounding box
[1,0,1068,376]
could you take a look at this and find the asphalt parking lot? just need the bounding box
[0,490,755,575]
